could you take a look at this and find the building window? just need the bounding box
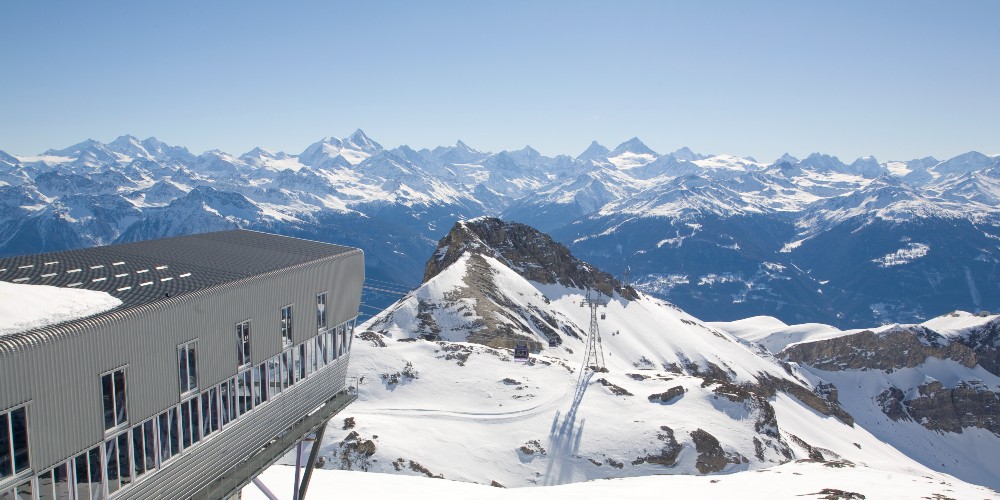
[237,370,253,417]
[36,461,72,499]
[219,382,231,427]
[236,320,252,368]
[254,362,268,406]
[281,305,293,348]
[268,355,282,397]
[74,446,101,500]
[297,344,306,382]
[0,404,30,480]
[316,292,327,329]
[101,368,128,431]
[178,340,198,395]
[104,431,131,495]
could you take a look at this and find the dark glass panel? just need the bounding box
[158,413,170,463]
[74,453,89,500]
[87,447,101,500]
[178,346,188,392]
[180,402,192,449]
[220,383,230,425]
[114,369,128,425]
[201,392,212,438]
[102,373,114,430]
[168,408,179,456]
[105,439,119,494]
[190,398,201,444]
[132,426,145,477]
[0,413,10,478]
[188,344,198,391]
[54,463,71,499]
[9,408,28,473]
[142,420,156,472]
[118,432,131,486]
[14,480,32,500]
[36,470,53,500]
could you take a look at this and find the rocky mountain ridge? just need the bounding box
[713,311,1000,489]
[2,131,998,326]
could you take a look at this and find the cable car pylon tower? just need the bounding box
[579,289,608,377]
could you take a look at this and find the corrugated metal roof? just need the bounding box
[0,230,360,348]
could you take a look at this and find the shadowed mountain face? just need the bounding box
[2,133,998,326]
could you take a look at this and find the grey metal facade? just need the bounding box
[0,230,364,499]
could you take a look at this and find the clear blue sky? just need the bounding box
[1,1,998,163]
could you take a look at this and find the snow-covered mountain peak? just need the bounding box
[798,153,846,172]
[775,153,799,165]
[933,151,996,176]
[428,217,635,299]
[42,138,103,158]
[106,134,151,159]
[609,137,658,157]
[669,146,706,161]
[346,128,384,154]
[576,140,610,162]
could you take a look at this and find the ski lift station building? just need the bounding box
[0,230,364,499]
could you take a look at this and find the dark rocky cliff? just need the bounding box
[425,217,638,300]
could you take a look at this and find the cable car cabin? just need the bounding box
[601,312,606,320]
[513,343,530,363]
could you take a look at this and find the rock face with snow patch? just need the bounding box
[782,326,978,371]
[324,219,954,490]
[714,312,1000,489]
[425,217,637,300]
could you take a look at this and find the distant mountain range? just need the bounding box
[1,131,997,327]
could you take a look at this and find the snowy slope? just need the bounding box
[716,312,1000,489]
[279,219,985,494]
[244,461,997,500]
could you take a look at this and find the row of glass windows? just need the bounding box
[0,318,356,500]
[232,292,329,382]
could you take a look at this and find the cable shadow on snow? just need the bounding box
[543,371,592,486]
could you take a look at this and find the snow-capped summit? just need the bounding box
[847,155,883,178]
[797,152,846,172]
[345,128,384,154]
[106,135,153,160]
[608,137,658,157]
[508,145,541,166]
[669,146,707,161]
[774,153,799,165]
[933,151,996,176]
[298,133,373,169]
[576,140,610,162]
[42,138,105,158]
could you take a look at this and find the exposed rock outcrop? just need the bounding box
[425,217,638,299]
[782,326,977,371]
[877,381,1000,436]
[690,428,747,474]
[947,317,1000,376]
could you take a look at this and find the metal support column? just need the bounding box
[293,442,303,500]
[252,478,280,500]
[298,420,330,500]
